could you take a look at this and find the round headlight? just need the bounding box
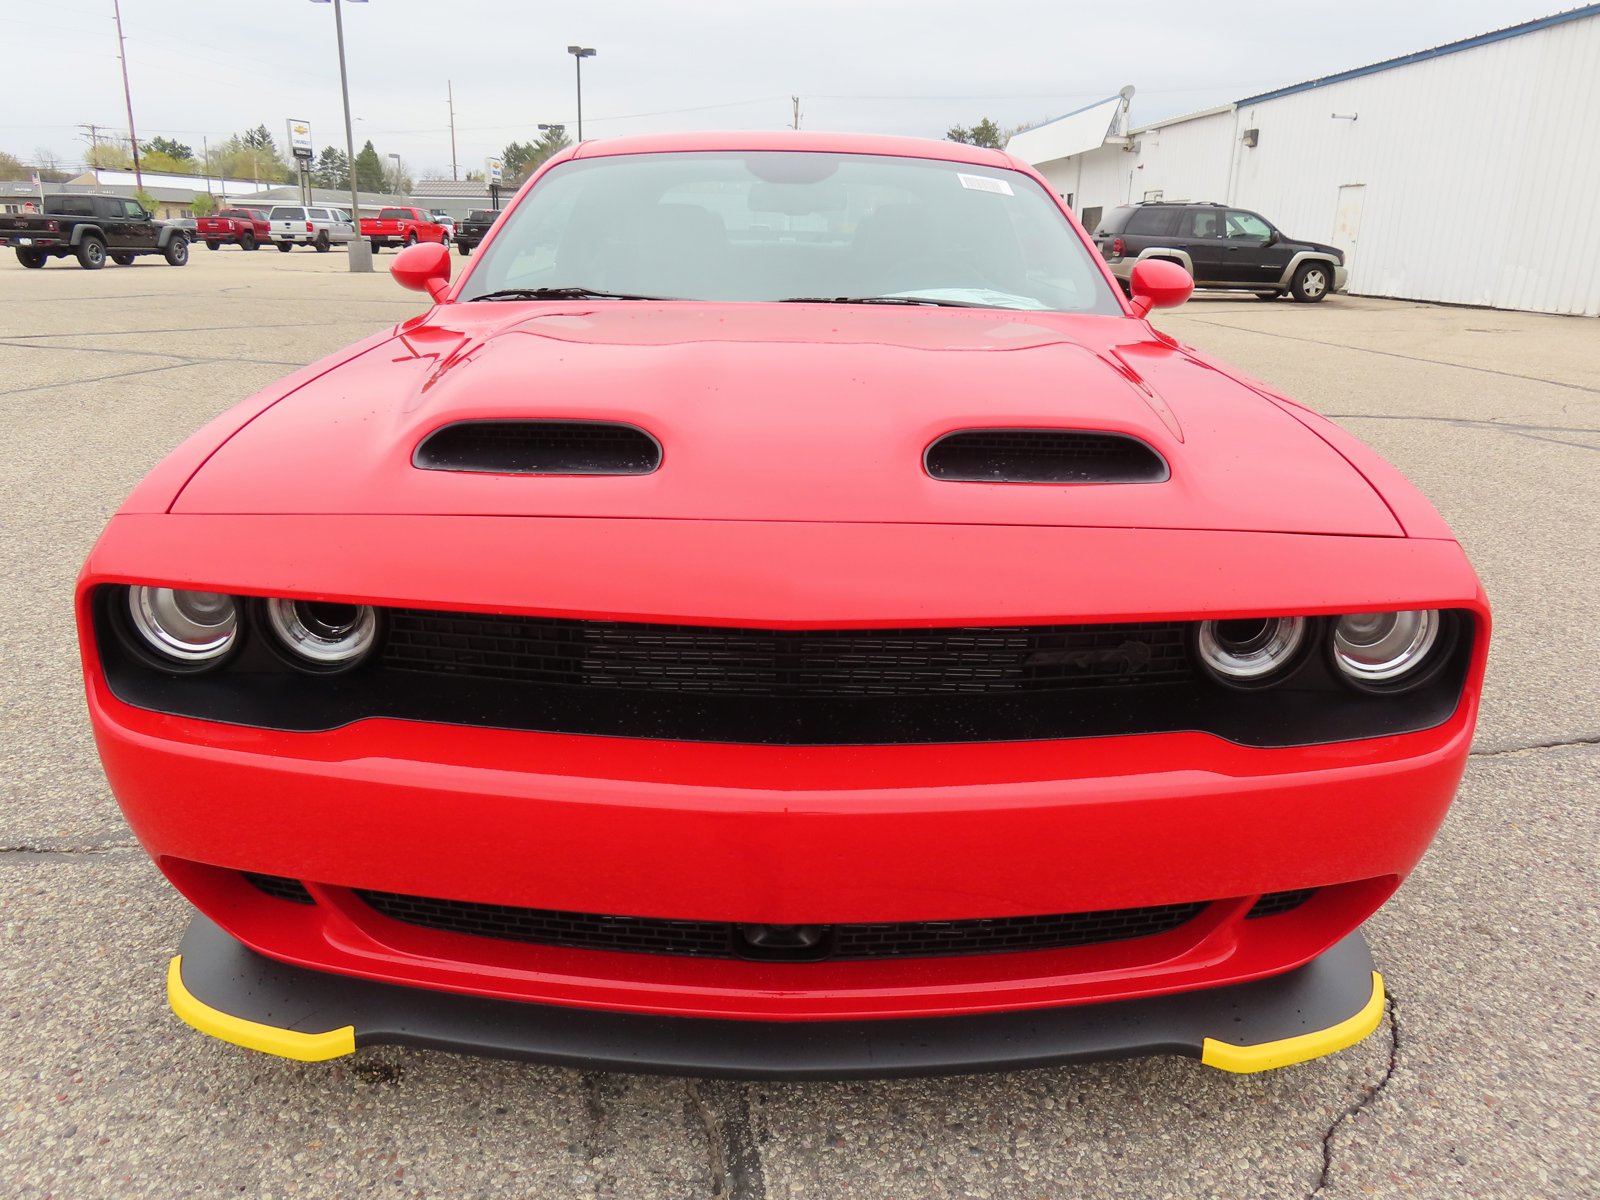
[127,587,238,664]
[1196,616,1308,686]
[1331,610,1440,686]
[265,598,379,671]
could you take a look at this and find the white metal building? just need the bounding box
[1008,5,1600,316]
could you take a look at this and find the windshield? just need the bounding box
[270,207,305,220]
[458,151,1120,313]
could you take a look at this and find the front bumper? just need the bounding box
[169,914,1385,1076]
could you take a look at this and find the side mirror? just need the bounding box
[1127,258,1193,317]
[390,241,452,303]
[1265,230,1281,247]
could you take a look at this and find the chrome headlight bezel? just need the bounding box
[122,585,240,671]
[1329,609,1447,693]
[259,597,381,673]
[1193,615,1312,689]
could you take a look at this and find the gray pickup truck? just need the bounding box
[267,204,357,252]
[1,194,190,269]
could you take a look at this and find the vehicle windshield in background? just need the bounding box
[458,151,1120,313]
[269,207,306,221]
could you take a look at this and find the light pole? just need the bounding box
[388,153,402,194]
[567,46,596,141]
[312,0,372,272]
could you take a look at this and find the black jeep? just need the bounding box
[1093,202,1344,302]
[2,194,190,270]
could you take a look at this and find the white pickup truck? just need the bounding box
[267,205,357,253]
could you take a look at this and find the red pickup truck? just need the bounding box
[195,208,272,251]
[360,207,448,253]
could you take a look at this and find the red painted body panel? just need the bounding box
[171,305,1400,536]
[77,131,1490,1032]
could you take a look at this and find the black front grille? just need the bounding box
[925,429,1168,484]
[1245,888,1316,918]
[356,890,1208,961]
[382,613,1192,697]
[244,873,315,904]
[413,419,661,475]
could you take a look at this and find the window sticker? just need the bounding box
[957,173,1014,196]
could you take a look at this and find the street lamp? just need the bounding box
[567,46,596,141]
[388,152,402,194]
[311,0,373,273]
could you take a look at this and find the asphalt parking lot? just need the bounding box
[1,250,1596,1199]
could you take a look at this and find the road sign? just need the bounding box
[486,157,504,185]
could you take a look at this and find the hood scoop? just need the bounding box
[414,419,661,476]
[925,428,1169,485]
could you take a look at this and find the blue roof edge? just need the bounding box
[1013,93,1123,136]
[1236,3,1600,106]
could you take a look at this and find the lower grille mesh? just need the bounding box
[356,890,1208,961]
[382,612,1192,697]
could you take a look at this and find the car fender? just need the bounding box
[157,227,182,249]
[1134,246,1195,276]
[69,223,107,247]
[1276,251,1340,289]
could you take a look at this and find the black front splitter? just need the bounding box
[167,915,1384,1078]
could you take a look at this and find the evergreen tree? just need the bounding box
[353,140,386,192]
[313,146,350,189]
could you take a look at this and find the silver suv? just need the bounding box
[268,205,356,253]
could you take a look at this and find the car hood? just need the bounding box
[173,303,1399,535]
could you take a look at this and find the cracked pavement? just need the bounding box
[1,254,1596,1198]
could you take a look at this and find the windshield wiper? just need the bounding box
[779,295,996,309]
[469,287,674,302]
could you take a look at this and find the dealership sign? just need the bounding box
[287,119,314,160]
[486,157,504,184]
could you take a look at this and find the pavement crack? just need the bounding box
[684,1080,766,1200]
[1181,319,1600,396]
[0,840,139,863]
[1308,989,1400,1198]
[1471,734,1600,758]
[685,1079,731,1199]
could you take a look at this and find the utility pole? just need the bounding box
[448,80,459,181]
[79,123,104,185]
[792,96,801,131]
[111,0,143,193]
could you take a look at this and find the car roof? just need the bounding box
[569,130,1018,170]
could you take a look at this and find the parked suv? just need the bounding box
[268,205,357,252]
[1093,203,1347,302]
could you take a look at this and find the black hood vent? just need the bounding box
[925,428,1168,484]
[414,420,661,475]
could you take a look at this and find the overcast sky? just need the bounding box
[5,0,1572,179]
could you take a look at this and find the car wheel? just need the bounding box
[240,232,257,251]
[441,233,450,248]
[370,241,382,253]
[1290,261,1332,303]
[403,232,417,247]
[16,247,47,269]
[111,252,136,266]
[1255,291,1282,301]
[457,242,472,257]
[76,236,106,270]
[205,240,220,251]
[277,242,292,253]
[315,232,331,253]
[164,237,189,266]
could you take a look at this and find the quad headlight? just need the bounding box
[263,598,380,671]
[126,586,239,665]
[1195,616,1308,687]
[1330,609,1441,688]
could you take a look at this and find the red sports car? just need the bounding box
[78,132,1488,1077]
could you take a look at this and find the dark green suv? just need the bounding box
[1093,202,1346,302]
